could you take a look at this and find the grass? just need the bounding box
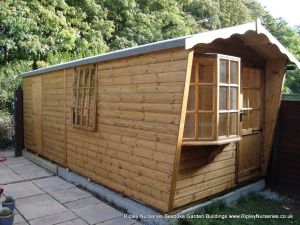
[176,193,300,225]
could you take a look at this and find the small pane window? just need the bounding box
[183,54,240,144]
[219,87,227,110]
[187,85,195,111]
[199,86,213,111]
[183,114,195,138]
[199,65,213,83]
[230,61,239,84]
[229,113,238,135]
[220,60,228,83]
[230,87,238,110]
[71,65,97,130]
[198,113,213,139]
[219,113,228,137]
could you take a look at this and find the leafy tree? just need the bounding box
[1,0,300,115]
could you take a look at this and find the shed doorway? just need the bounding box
[237,67,265,183]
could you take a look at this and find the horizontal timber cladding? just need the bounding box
[173,143,237,209]
[42,70,66,166]
[64,47,190,212]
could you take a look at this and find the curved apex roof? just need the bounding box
[22,20,299,77]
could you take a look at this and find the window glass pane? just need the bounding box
[219,87,228,110]
[198,113,213,139]
[242,110,249,129]
[183,114,195,138]
[249,110,260,128]
[199,86,213,111]
[199,65,213,83]
[190,66,195,83]
[79,70,85,87]
[90,89,95,108]
[230,87,238,110]
[229,113,238,135]
[230,61,239,84]
[219,60,228,83]
[243,89,248,109]
[187,85,195,111]
[219,113,228,136]
[249,89,260,108]
[74,72,79,87]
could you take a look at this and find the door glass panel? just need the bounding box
[230,61,239,84]
[187,85,195,111]
[199,86,213,111]
[219,60,228,83]
[184,114,195,138]
[198,113,213,139]
[242,110,249,129]
[229,112,238,135]
[199,65,213,83]
[249,89,260,108]
[219,113,228,137]
[219,87,227,110]
[230,87,238,110]
[243,89,248,108]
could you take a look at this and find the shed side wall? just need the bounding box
[42,71,66,166]
[23,47,189,212]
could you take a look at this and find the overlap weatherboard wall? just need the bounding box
[23,48,190,212]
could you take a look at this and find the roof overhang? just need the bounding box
[22,20,299,77]
[185,20,300,69]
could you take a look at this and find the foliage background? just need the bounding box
[0,0,299,115]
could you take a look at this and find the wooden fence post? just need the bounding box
[14,87,24,157]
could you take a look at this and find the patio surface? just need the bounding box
[0,150,140,225]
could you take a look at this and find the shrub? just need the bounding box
[0,111,14,149]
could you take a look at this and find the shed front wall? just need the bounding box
[23,47,190,212]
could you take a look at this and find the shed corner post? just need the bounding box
[14,86,24,157]
[168,49,194,212]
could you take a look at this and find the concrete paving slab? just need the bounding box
[73,203,123,224]
[29,211,77,225]
[57,218,89,225]
[15,222,29,225]
[49,187,91,204]
[17,169,53,180]
[3,181,44,199]
[65,197,103,210]
[3,157,32,168]
[33,177,75,192]
[14,212,26,224]
[98,216,139,225]
[0,166,24,185]
[16,194,68,220]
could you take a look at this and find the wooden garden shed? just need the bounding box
[21,21,300,212]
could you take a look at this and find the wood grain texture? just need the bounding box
[263,58,286,175]
[66,47,189,212]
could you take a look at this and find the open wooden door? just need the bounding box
[31,76,43,154]
[237,67,264,183]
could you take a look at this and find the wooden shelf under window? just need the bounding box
[182,136,241,146]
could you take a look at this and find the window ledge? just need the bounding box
[182,137,241,146]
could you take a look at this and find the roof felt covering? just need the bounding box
[22,20,300,77]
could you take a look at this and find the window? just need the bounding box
[71,65,97,131]
[183,54,241,145]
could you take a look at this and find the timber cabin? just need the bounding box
[21,21,300,212]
